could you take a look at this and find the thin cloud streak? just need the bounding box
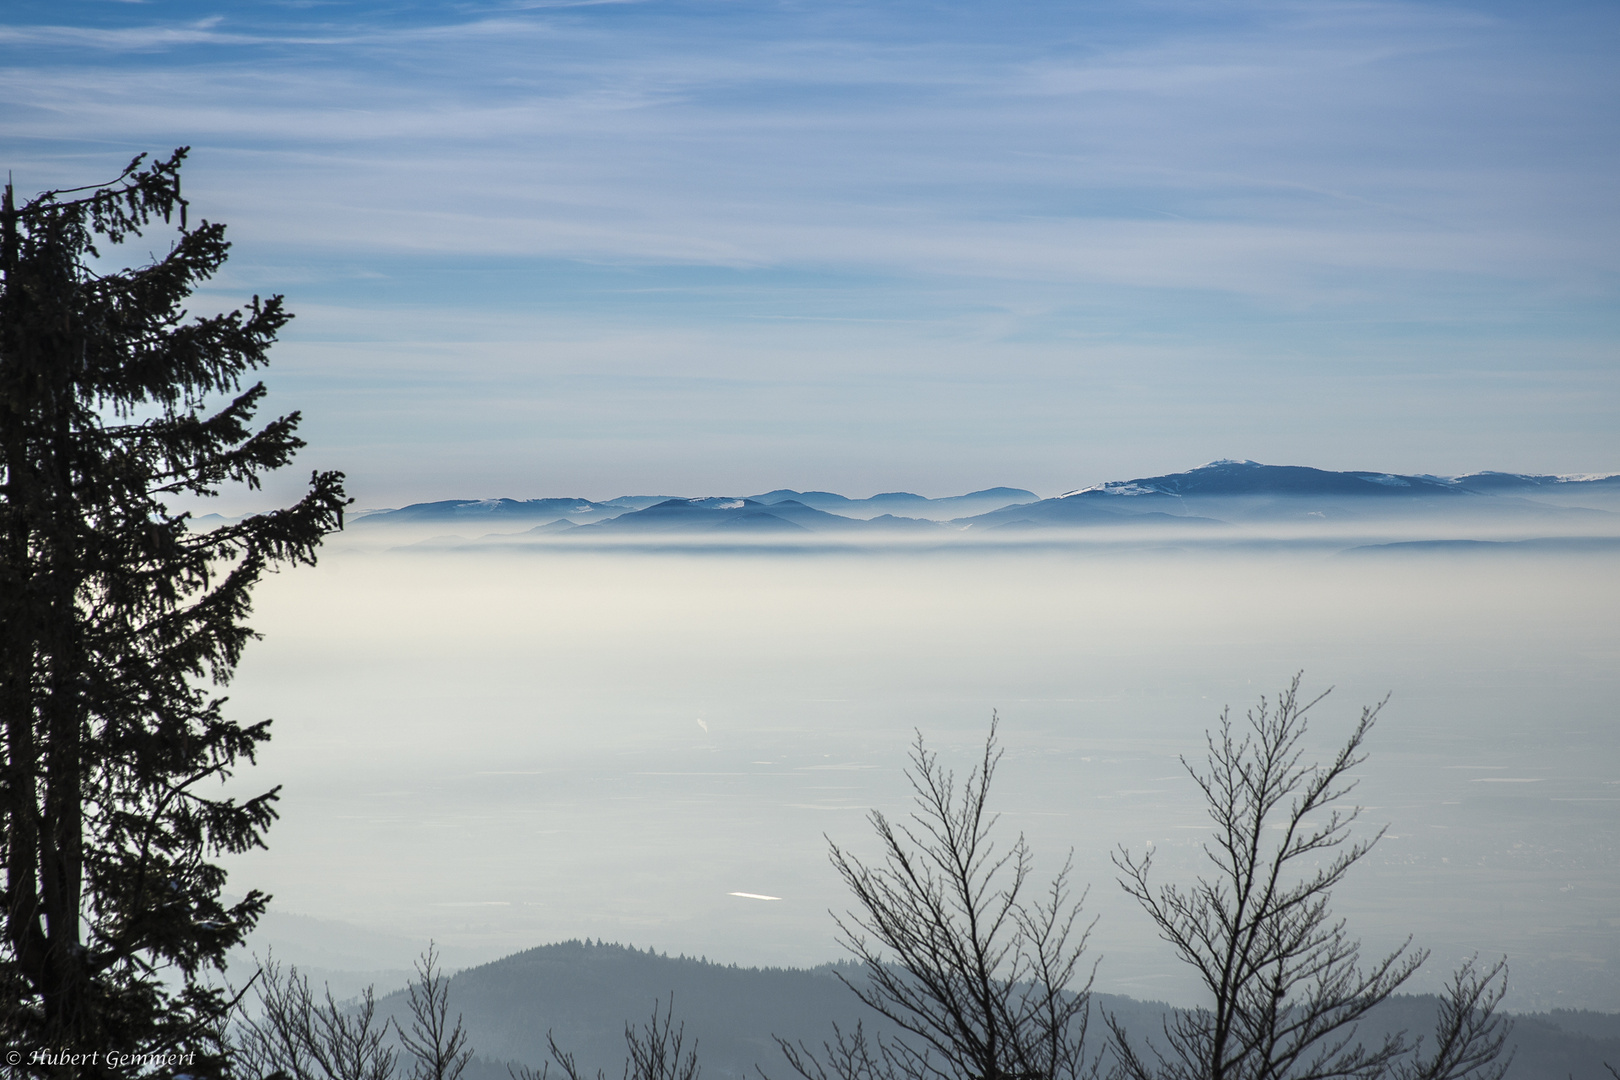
[5,2,1613,297]
[3,0,1615,488]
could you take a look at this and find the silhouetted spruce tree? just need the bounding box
[0,149,346,1076]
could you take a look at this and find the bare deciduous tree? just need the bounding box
[780,716,1098,1080]
[1108,675,1510,1080]
[232,945,473,1080]
[232,957,398,1080]
[618,998,700,1080]
[402,944,473,1080]
[512,996,699,1080]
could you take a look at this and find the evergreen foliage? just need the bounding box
[0,149,346,1076]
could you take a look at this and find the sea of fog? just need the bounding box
[220,537,1620,1011]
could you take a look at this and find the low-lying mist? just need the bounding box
[224,537,1620,1011]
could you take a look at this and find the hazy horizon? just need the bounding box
[221,530,1620,1013]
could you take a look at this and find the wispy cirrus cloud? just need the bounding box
[0,16,345,50]
[3,0,1617,490]
[6,2,1610,279]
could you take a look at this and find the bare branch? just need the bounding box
[230,955,397,1080]
[787,716,1098,1080]
[401,943,473,1080]
[1109,675,1509,1080]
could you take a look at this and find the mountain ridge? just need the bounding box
[347,462,1620,539]
[352,939,1620,1080]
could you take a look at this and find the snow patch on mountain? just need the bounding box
[1058,481,1166,498]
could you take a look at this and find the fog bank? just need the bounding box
[224,541,1619,1010]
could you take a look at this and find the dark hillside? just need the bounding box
[380,941,880,1080]
[374,941,1171,1080]
[370,942,1619,1080]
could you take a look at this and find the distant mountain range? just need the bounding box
[354,940,1620,1080]
[347,462,1619,541]
[351,486,1041,532]
[1061,461,1620,499]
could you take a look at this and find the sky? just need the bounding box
[6,1,1619,1014]
[3,0,1618,503]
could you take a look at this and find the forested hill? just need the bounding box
[366,941,1620,1080]
[369,940,1172,1080]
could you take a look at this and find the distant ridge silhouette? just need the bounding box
[349,462,1619,537]
[361,940,1620,1080]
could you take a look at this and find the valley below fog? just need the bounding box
[222,522,1620,1013]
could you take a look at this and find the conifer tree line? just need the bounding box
[1,152,1523,1080]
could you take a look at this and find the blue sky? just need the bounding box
[4,0,1617,504]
